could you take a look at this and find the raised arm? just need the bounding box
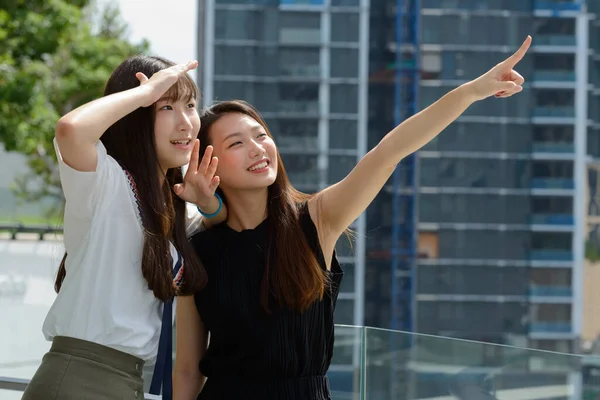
[310,36,531,244]
[173,295,208,400]
[55,61,198,172]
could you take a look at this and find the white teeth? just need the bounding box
[248,161,268,171]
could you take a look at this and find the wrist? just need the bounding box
[458,81,482,104]
[197,193,222,218]
[132,85,155,108]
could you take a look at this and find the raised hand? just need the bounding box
[173,139,220,208]
[466,36,532,101]
[136,60,198,107]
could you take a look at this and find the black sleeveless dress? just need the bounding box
[190,203,344,400]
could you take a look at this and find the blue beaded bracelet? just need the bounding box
[197,193,223,218]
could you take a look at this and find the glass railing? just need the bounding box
[3,325,600,399]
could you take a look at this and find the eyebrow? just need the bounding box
[223,132,242,143]
[222,126,264,143]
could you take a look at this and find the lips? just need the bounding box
[170,139,191,145]
[248,159,270,171]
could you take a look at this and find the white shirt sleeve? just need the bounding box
[54,137,120,219]
[185,202,205,237]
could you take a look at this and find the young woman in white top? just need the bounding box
[22,56,225,400]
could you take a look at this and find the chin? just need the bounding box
[173,156,192,169]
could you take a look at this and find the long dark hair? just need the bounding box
[199,100,329,312]
[55,55,206,300]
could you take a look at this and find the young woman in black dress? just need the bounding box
[173,36,531,400]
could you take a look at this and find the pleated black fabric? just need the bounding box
[191,202,344,400]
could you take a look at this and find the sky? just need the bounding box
[96,0,199,65]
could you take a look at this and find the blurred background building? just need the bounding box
[197,0,599,355]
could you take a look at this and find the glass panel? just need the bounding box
[425,123,533,153]
[214,45,278,77]
[329,326,362,398]
[420,158,531,189]
[338,262,355,294]
[281,154,319,185]
[0,240,61,381]
[331,12,359,43]
[279,12,321,45]
[365,327,596,400]
[330,48,359,78]
[331,0,359,5]
[213,81,279,113]
[279,47,320,78]
[419,193,531,225]
[334,299,355,325]
[421,14,531,47]
[435,230,532,260]
[270,118,319,151]
[417,265,530,296]
[215,9,277,41]
[328,155,356,184]
[330,84,358,114]
[329,120,358,150]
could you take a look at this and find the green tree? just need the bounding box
[0,0,149,214]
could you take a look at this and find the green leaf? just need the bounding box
[0,0,149,207]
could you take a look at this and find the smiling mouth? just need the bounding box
[170,140,191,145]
[248,161,269,171]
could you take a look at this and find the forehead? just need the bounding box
[211,113,262,136]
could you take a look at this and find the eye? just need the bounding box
[257,133,267,138]
[160,105,172,111]
[228,141,242,148]
[187,103,196,109]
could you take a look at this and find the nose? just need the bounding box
[177,112,193,132]
[249,138,265,158]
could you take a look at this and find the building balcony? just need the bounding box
[532,106,575,118]
[530,214,574,225]
[279,28,320,45]
[280,64,320,78]
[532,142,574,153]
[532,70,575,82]
[530,321,572,333]
[530,178,574,189]
[279,100,319,114]
[529,285,573,297]
[536,35,576,46]
[529,250,573,261]
[533,0,581,12]
[287,170,320,185]
[280,0,324,4]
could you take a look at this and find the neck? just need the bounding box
[223,187,269,231]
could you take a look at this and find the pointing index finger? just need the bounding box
[503,35,532,68]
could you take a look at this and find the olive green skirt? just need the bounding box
[22,336,145,400]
